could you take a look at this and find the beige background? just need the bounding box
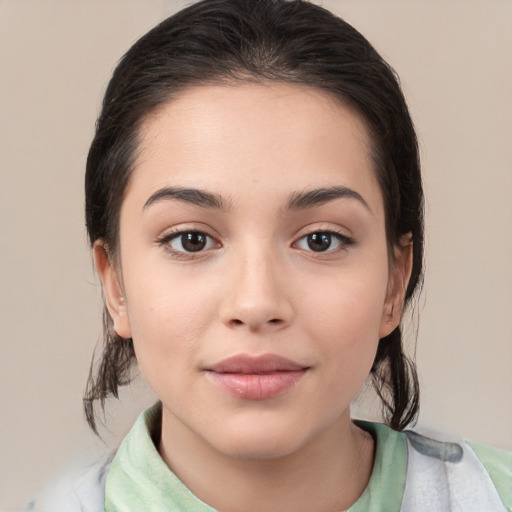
[1,0,511,510]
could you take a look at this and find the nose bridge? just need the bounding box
[221,240,292,330]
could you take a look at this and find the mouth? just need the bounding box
[204,354,309,400]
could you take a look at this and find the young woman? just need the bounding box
[27,0,511,510]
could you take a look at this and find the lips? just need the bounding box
[204,354,308,400]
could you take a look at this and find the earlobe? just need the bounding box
[93,241,132,339]
[379,234,413,338]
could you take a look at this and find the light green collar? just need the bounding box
[105,404,407,512]
[105,403,216,511]
[348,420,407,512]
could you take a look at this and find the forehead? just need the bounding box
[128,82,382,214]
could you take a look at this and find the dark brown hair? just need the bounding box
[84,0,423,433]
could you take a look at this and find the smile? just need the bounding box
[204,354,309,400]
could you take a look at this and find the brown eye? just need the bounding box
[295,231,354,253]
[165,231,217,253]
[181,232,207,252]
[307,232,332,252]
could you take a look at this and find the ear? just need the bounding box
[93,241,132,339]
[379,233,413,338]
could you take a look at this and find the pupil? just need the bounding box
[307,232,331,252]
[182,232,206,252]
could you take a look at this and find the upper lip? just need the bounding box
[206,353,308,374]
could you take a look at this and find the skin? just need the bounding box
[95,82,412,512]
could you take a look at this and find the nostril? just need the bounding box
[229,318,283,327]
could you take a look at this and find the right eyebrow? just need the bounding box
[142,186,229,211]
[286,185,372,214]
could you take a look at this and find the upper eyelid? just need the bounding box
[156,229,220,257]
[155,225,354,245]
[296,230,354,242]
[293,229,355,251]
[294,226,354,241]
[156,225,218,241]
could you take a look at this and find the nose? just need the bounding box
[219,248,293,332]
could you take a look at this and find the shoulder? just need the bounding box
[467,438,512,509]
[23,454,113,512]
[402,429,512,512]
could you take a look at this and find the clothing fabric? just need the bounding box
[24,453,111,512]
[26,403,512,511]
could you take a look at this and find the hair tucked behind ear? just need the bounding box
[84,311,135,434]
[371,330,420,431]
[84,0,424,433]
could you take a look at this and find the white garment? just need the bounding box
[401,432,506,511]
[24,455,111,512]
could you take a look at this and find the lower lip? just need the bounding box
[205,370,306,400]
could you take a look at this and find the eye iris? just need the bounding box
[307,232,331,252]
[181,232,207,252]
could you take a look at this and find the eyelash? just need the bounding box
[156,228,354,259]
[294,230,355,254]
[155,229,219,258]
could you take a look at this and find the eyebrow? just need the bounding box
[143,184,370,214]
[143,186,229,211]
[286,186,371,213]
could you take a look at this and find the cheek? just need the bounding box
[122,267,219,382]
[296,261,389,380]
[299,264,389,338]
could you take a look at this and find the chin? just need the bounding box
[215,432,303,461]
[202,415,315,461]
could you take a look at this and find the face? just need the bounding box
[96,83,409,460]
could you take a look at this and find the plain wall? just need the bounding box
[1,1,511,510]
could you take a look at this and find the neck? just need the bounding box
[158,408,375,512]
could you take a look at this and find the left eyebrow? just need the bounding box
[286,186,372,213]
[143,186,229,211]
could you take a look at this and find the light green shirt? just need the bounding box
[104,403,512,511]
